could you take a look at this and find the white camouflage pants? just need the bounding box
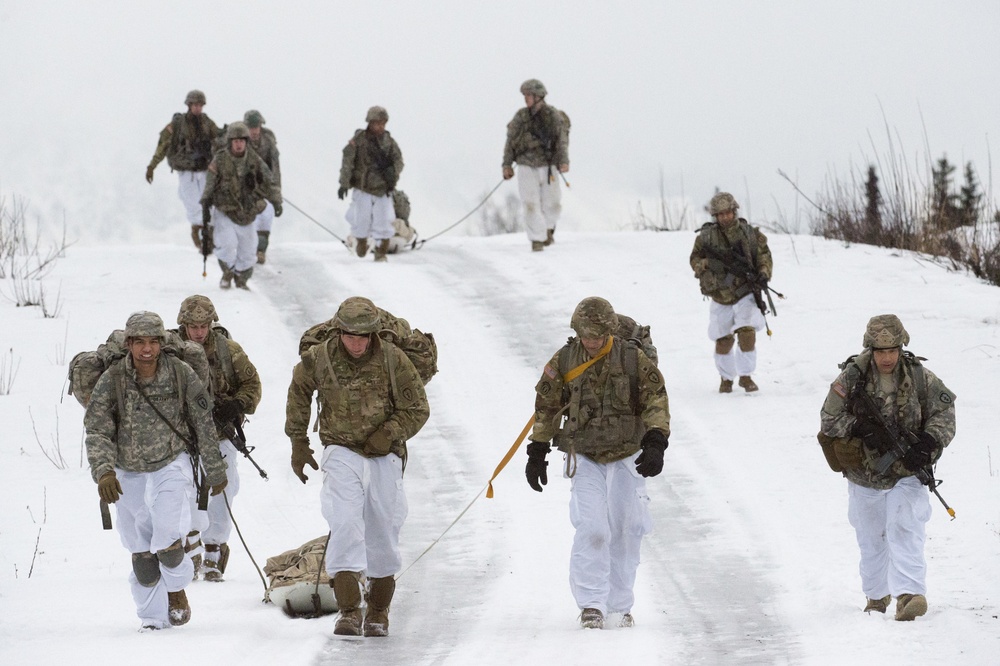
[517,165,562,243]
[345,191,395,242]
[189,439,241,547]
[114,454,195,629]
[708,293,766,379]
[848,477,931,599]
[254,200,275,234]
[177,170,207,227]
[567,452,652,615]
[320,446,407,579]
[213,211,257,272]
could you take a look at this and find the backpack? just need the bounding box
[298,308,438,386]
[67,329,211,408]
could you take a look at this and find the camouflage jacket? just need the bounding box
[148,112,221,173]
[84,354,226,485]
[285,336,429,459]
[820,350,957,490]
[532,337,670,464]
[503,103,570,169]
[249,128,281,191]
[613,314,658,367]
[689,218,773,305]
[201,148,281,225]
[339,129,404,197]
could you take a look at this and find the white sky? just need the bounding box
[1,0,998,242]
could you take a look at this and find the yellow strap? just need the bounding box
[563,335,613,382]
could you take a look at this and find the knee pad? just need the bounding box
[736,327,756,352]
[156,539,185,569]
[715,335,735,355]
[132,552,161,587]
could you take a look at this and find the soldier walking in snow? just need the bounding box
[174,295,261,582]
[338,107,404,262]
[284,297,429,637]
[819,315,956,621]
[689,192,773,393]
[243,109,282,265]
[201,121,282,290]
[526,297,670,630]
[145,90,222,250]
[502,78,570,252]
[84,312,227,631]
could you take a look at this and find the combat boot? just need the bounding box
[618,613,635,628]
[218,260,234,289]
[895,594,927,621]
[218,542,230,574]
[580,607,604,629]
[531,241,545,252]
[719,378,733,393]
[167,589,191,626]
[363,576,396,637]
[355,238,369,258]
[332,571,363,636]
[203,544,223,582]
[256,230,270,264]
[544,228,555,246]
[864,595,891,614]
[738,376,759,393]
[233,268,253,290]
[184,530,203,579]
[373,238,390,262]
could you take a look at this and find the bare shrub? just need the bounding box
[476,192,523,236]
[0,193,73,307]
[0,347,20,395]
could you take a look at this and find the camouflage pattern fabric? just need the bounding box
[392,190,411,222]
[689,218,773,305]
[85,354,226,485]
[201,148,281,225]
[502,103,570,169]
[339,129,404,197]
[264,535,332,591]
[863,314,910,349]
[285,336,429,459]
[249,127,281,191]
[148,111,221,173]
[532,337,670,464]
[820,349,956,490]
[614,314,658,367]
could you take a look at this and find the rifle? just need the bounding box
[215,414,269,481]
[700,244,785,336]
[201,204,213,278]
[850,383,956,519]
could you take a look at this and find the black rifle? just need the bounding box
[850,385,955,519]
[215,415,268,481]
[700,244,784,318]
[201,204,213,278]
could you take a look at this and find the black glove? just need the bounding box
[635,430,668,477]
[213,398,242,424]
[851,416,889,452]
[202,204,212,225]
[337,187,349,200]
[902,431,938,472]
[525,441,550,492]
[273,202,283,217]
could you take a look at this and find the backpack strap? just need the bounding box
[213,330,237,388]
[382,340,399,406]
[622,342,640,413]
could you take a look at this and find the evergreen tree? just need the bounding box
[930,155,960,231]
[862,164,882,245]
[958,161,982,227]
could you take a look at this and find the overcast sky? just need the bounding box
[1,0,997,243]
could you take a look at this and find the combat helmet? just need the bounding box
[125,311,166,339]
[520,79,547,98]
[226,121,251,141]
[177,295,219,326]
[863,314,909,350]
[332,297,382,335]
[185,90,207,106]
[571,297,618,338]
[709,192,739,216]
[366,106,389,123]
[243,109,266,128]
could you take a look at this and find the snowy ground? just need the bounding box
[1,230,999,665]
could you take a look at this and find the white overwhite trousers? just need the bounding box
[114,454,195,628]
[213,211,257,272]
[847,477,931,599]
[567,452,652,615]
[345,191,395,241]
[254,200,275,234]
[320,445,407,579]
[708,294,766,379]
[177,171,207,227]
[190,439,241,546]
[517,165,562,242]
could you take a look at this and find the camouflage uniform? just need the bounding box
[244,110,282,264]
[819,315,956,618]
[146,90,222,240]
[502,79,570,250]
[528,298,670,626]
[84,311,225,630]
[386,190,418,254]
[284,297,429,636]
[689,192,773,391]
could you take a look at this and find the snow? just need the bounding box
[1,230,999,664]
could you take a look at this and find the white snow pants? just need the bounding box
[345,191,395,242]
[567,452,652,615]
[213,211,257,272]
[320,445,407,579]
[190,439,240,546]
[177,170,207,228]
[517,165,562,243]
[114,454,195,629]
[708,293,766,380]
[254,200,275,234]
[848,477,931,599]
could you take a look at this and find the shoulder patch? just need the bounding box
[196,394,209,411]
[543,364,557,379]
[647,370,661,385]
[939,392,952,404]
[832,382,847,398]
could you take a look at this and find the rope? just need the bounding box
[413,179,505,248]
[284,197,347,243]
[396,483,487,581]
[223,489,270,602]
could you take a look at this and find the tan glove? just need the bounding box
[209,478,228,496]
[502,166,514,180]
[693,257,709,276]
[98,472,123,503]
[145,165,155,183]
[363,428,392,456]
[291,439,319,484]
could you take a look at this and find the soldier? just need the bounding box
[201,122,282,290]
[84,311,227,631]
[284,297,429,637]
[689,192,773,393]
[145,90,222,249]
[819,315,956,621]
[526,297,670,629]
[174,295,262,582]
[338,106,404,262]
[243,110,282,265]
[502,78,570,252]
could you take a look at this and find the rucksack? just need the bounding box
[298,308,438,386]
